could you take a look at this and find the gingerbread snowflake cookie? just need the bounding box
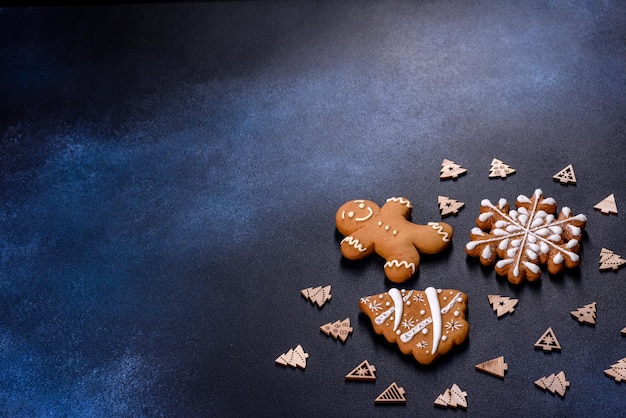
[465,189,586,284]
[359,287,468,365]
[336,198,453,283]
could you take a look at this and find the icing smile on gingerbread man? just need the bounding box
[336,197,453,283]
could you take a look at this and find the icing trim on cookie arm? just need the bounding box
[426,287,442,354]
[386,197,412,208]
[428,222,450,243]
[341,236,368,252]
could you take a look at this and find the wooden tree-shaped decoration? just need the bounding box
[594,194,618,215]
[275,345,309,369]
[476,356,508,379]
[553,164,577,185]
[320,318,353,343]
[301,285,332,308]
[440,159,468,180]
[570,302,597,326]
[375,382,406,404]
[488,294,518,318]
[489,158,516,179]
[434,384,468,409]
[345,359,377,381]
[535,371,570,397]
[534,327,562,352]
[604,358,626,383]
[599,248,626,271]
[438,196,465,217]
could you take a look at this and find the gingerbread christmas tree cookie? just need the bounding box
[359,287,468,365]
[336,198,453,283]
[465,189,587,284]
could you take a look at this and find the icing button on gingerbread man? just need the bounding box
[336,197,453,283]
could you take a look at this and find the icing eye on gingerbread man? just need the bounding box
[336,197,453,283]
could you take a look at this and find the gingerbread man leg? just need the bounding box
[382,248,420,283]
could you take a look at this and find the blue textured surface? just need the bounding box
[1,2,626,416]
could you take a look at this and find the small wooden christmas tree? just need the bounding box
[489,158,516,179]
[345,359,377,381]
[375,382,406,404]
[301,285,332,307]
[599,248,626,271]
[594,194,618,215]
[604,358,626,383]
[475,356,508,379]
[320,318,353,343]
[438,196,465,217]
[488,294,518,317]
[440,159,467,180]
[275,345,309,369]
[434,384,468,409]
[570,302,597,326]
[535,371,570,397]
[553,164,577,185]
[534,327,562,352]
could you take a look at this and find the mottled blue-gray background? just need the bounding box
[1,2,626,416]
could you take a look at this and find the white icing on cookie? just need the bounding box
[428,222,450,242]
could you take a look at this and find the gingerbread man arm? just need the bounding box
[411,222,453,254]
[340,229,375,260]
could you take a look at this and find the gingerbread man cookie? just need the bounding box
[336,198,453,283]
[359,287,469,365]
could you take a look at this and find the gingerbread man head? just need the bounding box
[336,197,453,283]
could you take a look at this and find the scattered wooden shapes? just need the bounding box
[345,359,377,381]
[535,371,570,397]
[275,344,308,369]
[534,327,562,352]
[570,302,597,326]
[475,356,508,379]
[438,196,465,217]
[375,382,406,404]
[599,248,626,271]
[604,358,626,383]
[594,193,618,215]
[553,164,577,185]
[440,159,468,180]
[488,294,518,318]
[621,327,626,336]
[489,158,516,179]
[434,384,468,409]
[320,317,353,343]
[301,285,332,308]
